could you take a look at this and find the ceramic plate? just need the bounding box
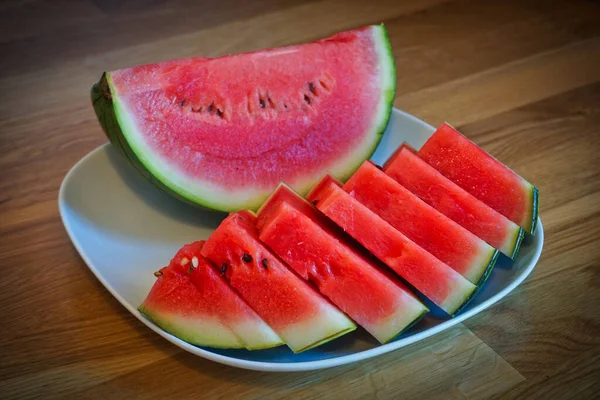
[59,108,544,372]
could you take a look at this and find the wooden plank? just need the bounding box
[61,326,524,400]
[397,38,600,127]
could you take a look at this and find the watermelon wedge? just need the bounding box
[201,211,356,353]
[257,191,428,343]
[308,176,476,315]
[139,241,282,349]
[91,25,395,212]
[418,123,538,233]
[384,145,525,258]
[344,161,498,285]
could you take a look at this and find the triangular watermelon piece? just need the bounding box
[201,211,356,353]
[92,25,395,212]
[418,123,538,233]
[139,241,283,350]
[384,145,524,258]
[344,161,498,286]
[309,176,476,316]
[257,186,428,343]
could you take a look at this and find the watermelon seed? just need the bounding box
[304,95,311,105]
[312,199,318,206]
[208,102,214,113]
[180,100,186,107]
[180,257,190,266]
[261,258,269,269]
[259,99,266,109]
[375,164,383,170]
[191,256,199,269]
[221,263,227,274]
[216,109,224,118]
[242,254,253,263]
[308,82,316,95]
[319,79,331,92]
[153,270,163,277]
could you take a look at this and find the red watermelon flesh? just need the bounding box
[344,162,498,285]
[201,211,356,353]
[385,146,525,259]
[418,123,538,233]
[309,177,476,315]
[94,25,396,212]
[259,201,428,343]
[139,241,280,349]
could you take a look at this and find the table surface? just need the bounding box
[1,0,599,398]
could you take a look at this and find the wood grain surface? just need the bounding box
[1,0,599,398]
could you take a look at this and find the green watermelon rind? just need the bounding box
[91,25,396,212]
[138,305,245,349]
[528,186,539,234]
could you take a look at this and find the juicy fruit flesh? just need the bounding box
[104,25,395,211]
[345,162,497,284]
[259,201,428,343]
[311,180,476,315]
[418,123,538,233]
[201,211,356,353]
[385,146,524,258]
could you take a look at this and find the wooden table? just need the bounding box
[1,0,599,398]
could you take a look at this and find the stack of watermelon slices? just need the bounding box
[139,123,538,353]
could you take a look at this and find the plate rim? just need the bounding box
[59,108,544,372]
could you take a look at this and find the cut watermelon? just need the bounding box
[201,211,356,353]
[418,123,538,233]
[384,145,525,258]
[308,176,476,315]
[92,25,395,212]
[344,161,498,285]
[139,241,282,349]
[258,196,428,343]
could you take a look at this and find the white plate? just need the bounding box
[59,108,544,372]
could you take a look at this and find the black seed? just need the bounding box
[242,254,252,263]
[221,263,227,274]
[304,94,311,105]
[180,100,186,107]
[217,109,224,118]
[208,103,214,112]
[261,258,269,269]
[308,82,316,94]
[153,270,163,277]
[284,103,288,109]
[259,99,266,108]
[312,199,318,206]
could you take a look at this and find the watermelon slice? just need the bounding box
[308,176,476,315]
[257,192,428,343]
[344,161,498,285]
[418,123,538,233]
[91,25,396,212]
[384,145,525,258]
[139,241,282,349]
[201,211,356,353]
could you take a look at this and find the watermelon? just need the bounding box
[344,161,498,285]
[418,123,538,233]
[308,176,476,315]
[257,191,428,343]
[384,145,525,258]
[201,211,356,353]
[139,241,283,349]
[91,25,396,212]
